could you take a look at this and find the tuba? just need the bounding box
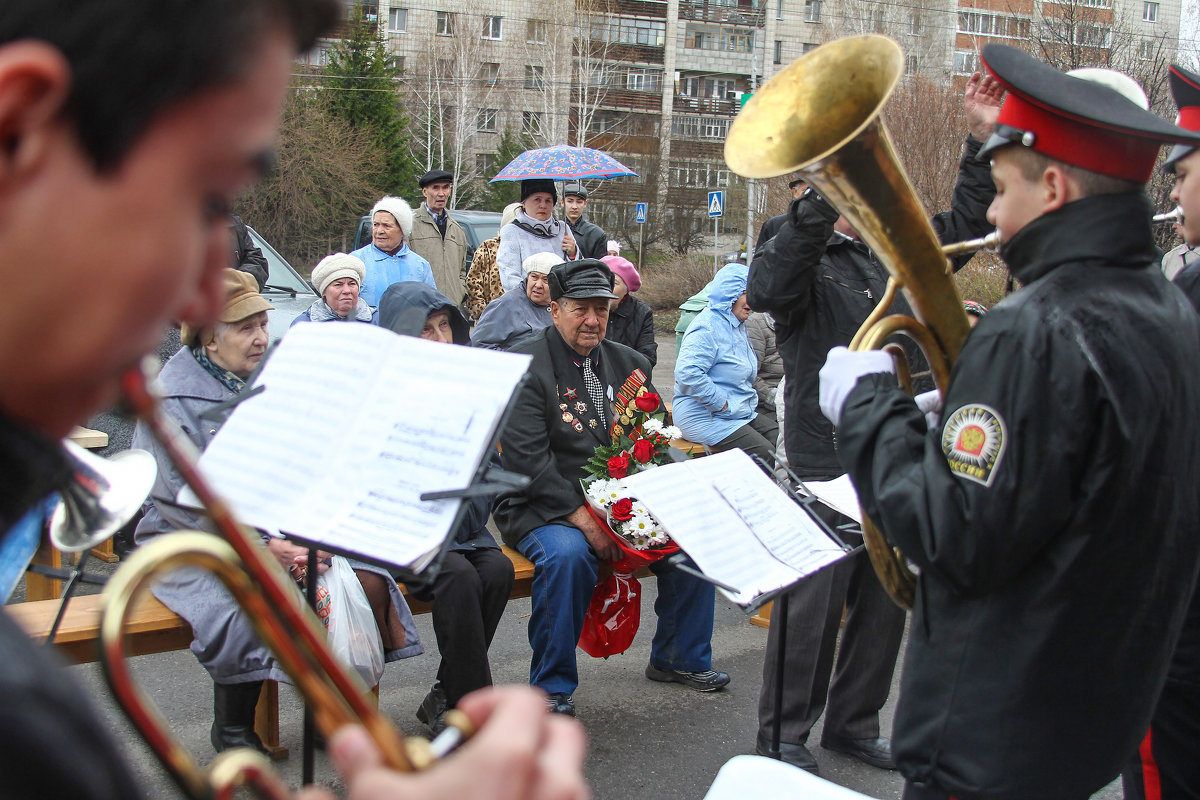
[99,367,471,799]
[725,35,972,609]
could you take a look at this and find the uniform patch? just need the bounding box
[941,404,1007,486]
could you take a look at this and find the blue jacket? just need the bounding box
[672,263,756,445]
[350,241,436,307]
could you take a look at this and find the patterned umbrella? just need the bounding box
[489,145,638,181]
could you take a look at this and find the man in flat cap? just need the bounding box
[1121,60,1200,800]
[817,45,1200,800]
[409,169,469,313]
[561,183,608,260]
[494,259,729,717]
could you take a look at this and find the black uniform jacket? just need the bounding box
[568,216,608,260]
[606,295,658,376]
[838,193,1200,800]
[494,325,653,548]
[748,137,994,479]
[0,414,146,800]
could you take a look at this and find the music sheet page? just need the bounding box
[621,450,848,606]
[181,323,530,569]
[796,474,862,524]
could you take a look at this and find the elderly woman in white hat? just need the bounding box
[470,252,561,351]
[292,252,377,326]
[349,195,436,307]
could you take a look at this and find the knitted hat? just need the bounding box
[371,196,413,237]
[310,253,365,295]
[180,269,272,347]
[601,255,641,293]
[521,179,557,203]
[501,201,522,228]
[607,240,621,254]
[523,252,563,276]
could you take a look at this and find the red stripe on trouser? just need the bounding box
[1139,726,1162,800]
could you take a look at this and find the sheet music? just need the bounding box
[797,474,862,523]
[621,450,848,607]
[180,322,530,569]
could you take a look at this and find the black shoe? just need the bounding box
[820,733,896,770]
[546,692,576,716]
[645,664,731,692]
[755,732,819,774]
[416,684,449,735]
[210,681,266,754]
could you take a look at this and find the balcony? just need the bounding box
[679,1,765,27]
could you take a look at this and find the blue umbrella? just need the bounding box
[489,145,637,182]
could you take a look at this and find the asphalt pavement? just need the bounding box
[25,332,1122,799]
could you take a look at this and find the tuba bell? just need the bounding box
[725,35,973,609]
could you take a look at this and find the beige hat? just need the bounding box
[501,201,522,229]
[371,196,413,237]
[311,252,365,295]
[523,252,563,276]
[180,269,272,347]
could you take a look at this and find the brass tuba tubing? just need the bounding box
[100,367,445,799]
[1153,206,1184,224]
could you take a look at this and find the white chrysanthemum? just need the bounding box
[586,479,615,507]
[603,481,627,504]
[632,502,649,517]
[642,418,663,434]
[663,426,683,440]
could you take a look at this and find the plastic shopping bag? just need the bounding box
[578,570,641,658]
[319,557,385,687]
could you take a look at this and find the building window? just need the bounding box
[522,111,544,137]
[393,55,406,72]
[1138,38,1156,59]
[953,50,979,76]
[774,40,782,63]
[873,8,886,32]
[685,24,754,52]
[957,12,1031,39]
[480,62,499,84]
[527,19,548,43]
[388,8,407,33]
[476,153,496,175]
[802,42,819,53]
[804,0,821,23]
[905,54,918,74]
[679,76,699,96]
[590,16,666,47]
[626,68,663,91]
[1143,1,1158,21]
[436,58,455,76]
[909,12,921,35]
[436,11,454,35]
[482,15,502,39]
[477,108,498,132]
[358,2,379,22]
[525,65,545,89]
[1073,24,1112,46]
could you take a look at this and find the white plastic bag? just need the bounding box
[319,556,385,688]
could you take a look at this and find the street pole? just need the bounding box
[638,220,645,271]
[714,216,720,277]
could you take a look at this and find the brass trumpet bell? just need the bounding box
[49,439,156,553]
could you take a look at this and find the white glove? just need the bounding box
[818,346,896,426]
[915,389,943,431]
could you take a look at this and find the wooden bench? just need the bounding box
[8,545,538,759]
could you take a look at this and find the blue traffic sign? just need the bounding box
[708,191,724,218]
[636,202,647,223]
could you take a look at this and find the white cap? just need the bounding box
[371,196,413,236]
[607,240,621,254]
[523,252,563,276]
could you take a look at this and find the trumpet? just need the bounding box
[942,230,1000,257]
[100,366,470,799]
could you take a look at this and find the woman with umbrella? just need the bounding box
[496,179,577,293]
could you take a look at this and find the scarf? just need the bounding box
[192,346,246,394]
[306,296,373,323]
[513,210,558,239]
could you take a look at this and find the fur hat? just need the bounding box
[371,196,413,237]
[311,253,365,296]
[601,255,641,293]
[180,269,272,347]
[520,179,557,203]
[523,252,563,276]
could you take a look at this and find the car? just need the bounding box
[352,209,503,271]
[245,225,319,342]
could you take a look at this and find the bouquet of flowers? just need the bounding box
[577,388,686,657]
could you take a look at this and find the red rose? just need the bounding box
[611,497,634,521]
[634,392,661,413]
[607,454,630,479]
[632,437,654,464]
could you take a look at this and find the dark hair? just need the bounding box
[1007,147,1141,197]
[0,0,338,171]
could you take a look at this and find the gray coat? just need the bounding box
[469,279,553,351]
[745,312,783,418]
[133,349,423,683]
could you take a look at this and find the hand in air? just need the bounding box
[964,71,1005,142]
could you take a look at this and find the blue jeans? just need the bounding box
[517,523,716,695]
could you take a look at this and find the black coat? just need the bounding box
[747,137,994,479]
[606,295,657,375]
[230,214,268,290]
[0,414,146,800]
[568,216,608,260]
[838,193,1200,800]
[493,326,653,547]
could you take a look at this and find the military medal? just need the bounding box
[564,387,579,401]
[574,401,587,414]
[562,412,573,423]
[589,419,598,429]
[560,403,568,411]
[572,421,584,432]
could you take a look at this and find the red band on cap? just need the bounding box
[996,93,1161,182]
[1178,106,1200,132]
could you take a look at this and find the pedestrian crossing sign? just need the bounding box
[708,191,724,218]
[636,202,647,223]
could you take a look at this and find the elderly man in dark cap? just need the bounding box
[819,46,1200,800]
[494,259,729,717]
[561,183,608,260]
[409,169,469,311]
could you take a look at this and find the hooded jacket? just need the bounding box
[350,241,436,307]
[469,277,553,351]
[672,263,757,445]
[838,193,1200,800]
[376,281,499,551]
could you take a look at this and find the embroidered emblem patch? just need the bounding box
[941,404,1007,486]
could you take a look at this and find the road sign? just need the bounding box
[636,202,647,223]
[708,191,724,218]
